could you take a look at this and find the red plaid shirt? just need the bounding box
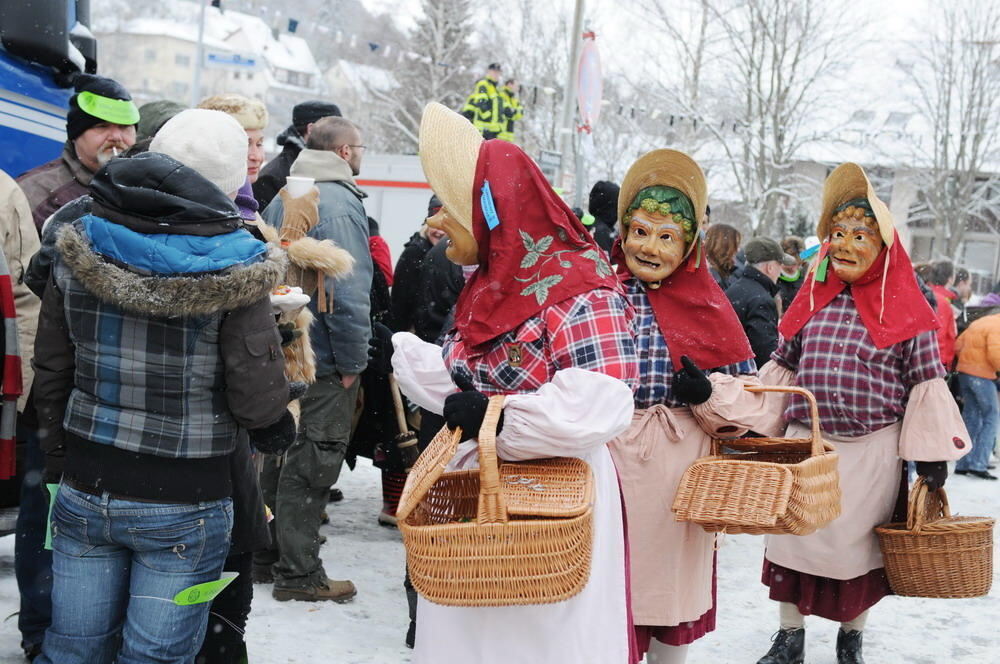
[773,292,943,437]
[443,289,639,395]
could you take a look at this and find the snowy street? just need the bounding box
[0,459,994,663]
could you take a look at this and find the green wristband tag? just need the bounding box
[43,483,59,551]
[173,572,240,606]
[77,91,140,126]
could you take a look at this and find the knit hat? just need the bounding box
[66,74,139,141]
[292,100,342,128]
[136,100,187,141]
[744,237,785,264]
[150,109,248,195]
[427,194,443,217]
[198,94,268,131]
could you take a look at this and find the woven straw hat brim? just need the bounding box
[418,102,483,231]
[818,163,894,247]
[617,149,708,259]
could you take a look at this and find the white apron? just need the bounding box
[765,421,902,580]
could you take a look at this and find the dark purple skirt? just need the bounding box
[761,559,892,623]
[635,554,718,651]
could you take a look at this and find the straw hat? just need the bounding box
[617,149,708,258]
[818,163,894,247]
[418,102,483,230]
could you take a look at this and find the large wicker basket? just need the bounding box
[397,395,595,607]
[672,385,841,535]
[875,477,994,598]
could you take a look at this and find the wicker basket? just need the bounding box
[397,395,595,607]
[875,477,994,598]
[672,385,841,535]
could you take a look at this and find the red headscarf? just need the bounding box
[613,240,753,371]
[779,230,939,348]
[452,140,620,352]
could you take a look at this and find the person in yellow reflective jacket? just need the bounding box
[498,79,524,143]
[460,63,504,139]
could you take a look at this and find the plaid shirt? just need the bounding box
[624,278,756,409]
[773,291,943,437]
[443,289,638,395]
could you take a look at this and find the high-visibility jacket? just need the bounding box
[498,86,523,143]
[461,77,503,138]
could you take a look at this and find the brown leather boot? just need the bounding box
[273,578,357,603]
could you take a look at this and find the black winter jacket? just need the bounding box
[391,231,433,332]
[725,266,780,369]
[414,238,464,343]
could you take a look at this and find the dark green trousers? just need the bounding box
[256,375,359,588]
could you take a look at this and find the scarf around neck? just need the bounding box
[453,140,620,352]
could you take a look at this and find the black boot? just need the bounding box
[836,629,864,664]
[757,628,805,664]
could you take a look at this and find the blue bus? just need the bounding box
[0,0,96,177]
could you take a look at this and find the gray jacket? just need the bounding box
[263,149,373,377]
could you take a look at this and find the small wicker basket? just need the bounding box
[397,395,595,607]
[672,385,841,535]
[875,477,994,598]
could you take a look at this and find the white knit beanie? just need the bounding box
[150,108,248,196]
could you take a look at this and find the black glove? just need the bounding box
[443,374,498,436]
[288,381,308,402]
[916,461,948,491]
[248,410,297,455]
[671,355,713,405]
[367,322,395,375]
[278,322,301,347]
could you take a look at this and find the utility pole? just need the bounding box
[558,0,585,198]
[191,0,207,107]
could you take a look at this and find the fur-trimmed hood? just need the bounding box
[56,224,286,317]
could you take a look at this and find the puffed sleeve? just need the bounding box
[390,331,455,415]
[899,378,971,462]
[496,368,634,461]
[691,360,796,438]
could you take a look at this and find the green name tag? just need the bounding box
[43,483,59,551]
[173,572,240,606]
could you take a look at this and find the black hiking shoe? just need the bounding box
[757,628,805,664]
[837,628,865,664]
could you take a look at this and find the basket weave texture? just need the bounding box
[397,395,595,606]
[672,385,841,535]
[875,477,994,598]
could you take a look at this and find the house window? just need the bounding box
[145,49,156,63]
[234,71,241,79]
[175,54,191,67]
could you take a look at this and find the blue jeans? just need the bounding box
[36,486,233,664]
[957,374,999,472]
[15,426,52,650]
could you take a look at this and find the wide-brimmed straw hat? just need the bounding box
[818,163,894,247]
[418,102,483,231]
[617,149,708,259]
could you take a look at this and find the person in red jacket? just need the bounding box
[928,260,958,369]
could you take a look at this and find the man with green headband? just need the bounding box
[18,74,138,232]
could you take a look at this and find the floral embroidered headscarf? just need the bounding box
[452,139,619,352]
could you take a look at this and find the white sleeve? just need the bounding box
[495,368,634,461]
[390,332,456,415]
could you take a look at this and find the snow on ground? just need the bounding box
[0,460,993,662]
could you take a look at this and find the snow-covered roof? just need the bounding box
[330,59,399,93]
[97,1,320,80]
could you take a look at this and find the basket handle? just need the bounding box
[476,395,509,525]
[906,476,951,533]
[743,385,824,457]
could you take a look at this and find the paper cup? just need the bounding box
[285,176,315,198]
